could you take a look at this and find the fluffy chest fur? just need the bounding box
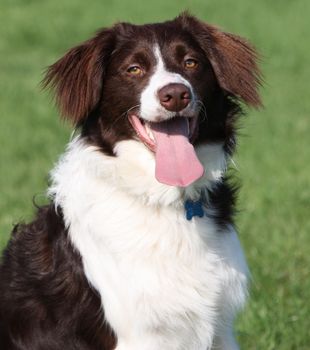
[49,138,248,350]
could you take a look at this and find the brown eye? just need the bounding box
[184,59,198,69]
[127,65,143,76]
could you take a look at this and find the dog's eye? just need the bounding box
[127,65,143,76]
[184,59,198,69]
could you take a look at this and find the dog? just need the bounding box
[0,13,261,350]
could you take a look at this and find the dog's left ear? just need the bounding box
[178,14,262,108]
[43,28,116,125]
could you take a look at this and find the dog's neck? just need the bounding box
[48,137,227,214]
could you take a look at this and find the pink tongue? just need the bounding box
[151,118,204,187]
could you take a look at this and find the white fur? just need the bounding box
[140,45,198,122]
[49,137,248,350]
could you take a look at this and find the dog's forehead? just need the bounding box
[113,22,199,59]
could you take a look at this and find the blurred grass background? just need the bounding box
[0,0,309,348]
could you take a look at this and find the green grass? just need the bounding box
[0,0,309,348]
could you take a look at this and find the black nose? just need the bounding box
[158,83,191,112]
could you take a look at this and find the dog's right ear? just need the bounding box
[43,28,115,125]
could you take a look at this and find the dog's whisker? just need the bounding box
[195,100,208,122]
[124,104,141,117]
[103,104,141,135]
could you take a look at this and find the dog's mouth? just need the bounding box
[129,114,204,187]
[129,114,199,152]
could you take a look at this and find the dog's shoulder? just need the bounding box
[1,205,68,282]
[0,205,117,349]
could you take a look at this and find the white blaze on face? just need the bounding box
[132,45,204,187]
[139,45,196,122]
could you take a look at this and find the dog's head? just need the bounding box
[44,14,261,187]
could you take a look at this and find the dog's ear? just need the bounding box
[178,14,262,107]
[43,28,115,124]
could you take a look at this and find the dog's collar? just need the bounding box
[184,199,204,221]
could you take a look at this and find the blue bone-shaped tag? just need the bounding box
[185,200,204,221]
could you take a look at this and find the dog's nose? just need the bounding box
[158,83,191,112]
